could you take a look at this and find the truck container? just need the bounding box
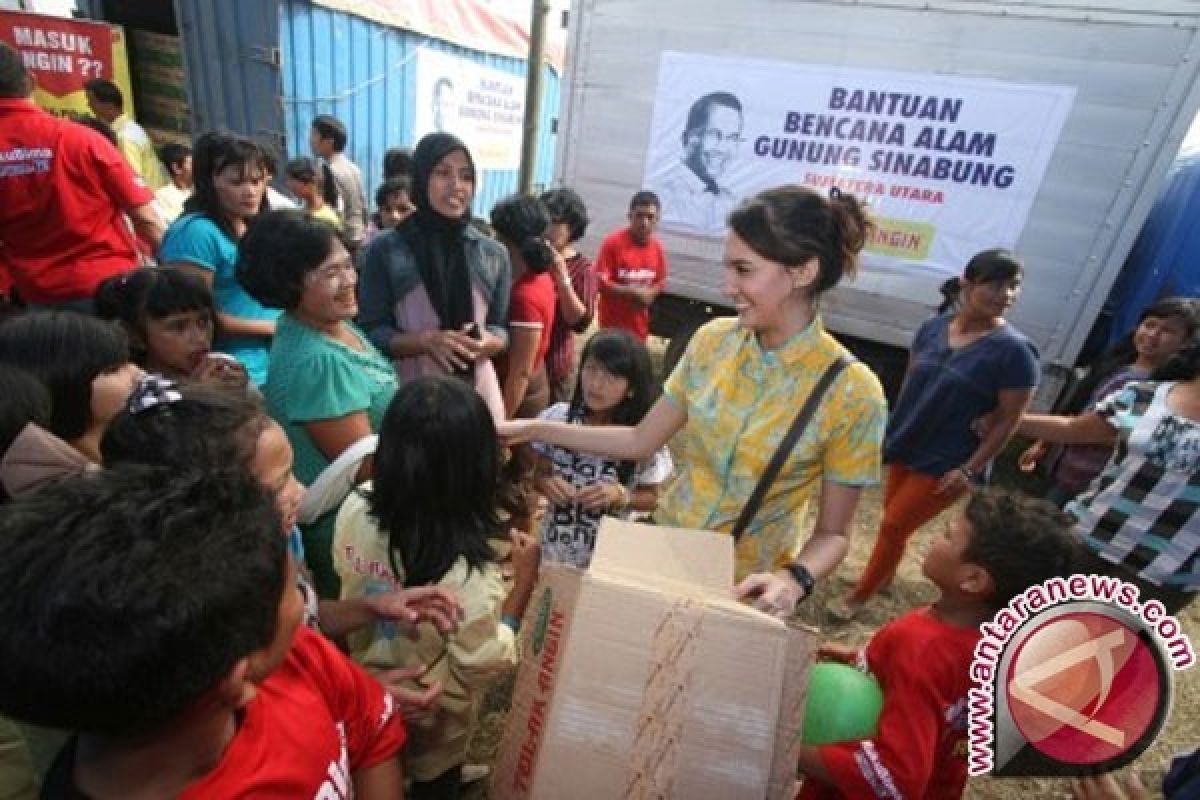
[556,0,1200,401]
[1098,147,1200,351]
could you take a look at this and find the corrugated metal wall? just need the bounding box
[173,0,284,145]
[279,0,560,217]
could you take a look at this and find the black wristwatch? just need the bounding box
[785,562,816,601]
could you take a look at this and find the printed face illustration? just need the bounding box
[684,102,743,184]
[433,78,457,132]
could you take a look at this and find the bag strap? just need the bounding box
[731,356,851,543]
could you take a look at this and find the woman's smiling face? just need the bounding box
[427,150,475,219]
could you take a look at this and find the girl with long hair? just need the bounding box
[334,376,539,799]
[531,329,673,567]
[1015,340,1200,613]
[159,131,279,385]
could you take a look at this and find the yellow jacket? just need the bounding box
[114,115,167,189]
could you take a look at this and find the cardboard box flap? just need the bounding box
[592,518,733,595]
[491,525,817,800]
[588,565,789,628]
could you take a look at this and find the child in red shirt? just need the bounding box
[797,489,1077,800]
[493,193,561,418]
[595,190,669,341]
[0,467,408,799]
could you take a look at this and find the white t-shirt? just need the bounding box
[154,183,191,223]
[266,186,300,210]
[532,402,673,568]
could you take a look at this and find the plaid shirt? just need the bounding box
[545,252,598,387]
[1068,381,1200,590]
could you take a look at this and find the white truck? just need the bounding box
[554,0,1200,400]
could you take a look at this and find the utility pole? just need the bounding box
[518,0,550,195]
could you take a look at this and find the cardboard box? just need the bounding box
[491,519,814,799]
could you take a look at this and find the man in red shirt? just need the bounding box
[0,43,162,310]
[595,190,668,340]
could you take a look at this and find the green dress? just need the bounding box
[264,313,398,597]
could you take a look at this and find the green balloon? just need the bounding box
[801,662,884,746]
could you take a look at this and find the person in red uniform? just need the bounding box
[0,43,163,311]
[594,190,668,341]
[797,490,1076,800]
[0,468,408,799]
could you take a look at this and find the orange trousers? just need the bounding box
[851,463,966,603]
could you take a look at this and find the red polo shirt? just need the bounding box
[595,227,668,341]
[509,270,558,366]
[0,97,153,303]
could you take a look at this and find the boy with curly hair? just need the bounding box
[798,489,1078,799]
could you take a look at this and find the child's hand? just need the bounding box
[365,586,464,633]
[796,745,830,781]
[537,474,576,505]
[550,249,571,284]
[817,642,861,665]
[575,481,621,512]
[192,353,249,390]
[372,665,443,721]
[510,530,541,589]
[1018,440,1048,473]
[1071,772,1148,800]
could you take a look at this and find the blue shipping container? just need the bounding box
[279,0,560,216]
[1100,150,1200,349]
[109,0,559,215]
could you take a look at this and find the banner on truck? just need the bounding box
[643,52,1075,277]
[413,47,525,171]
[0,10,135,119]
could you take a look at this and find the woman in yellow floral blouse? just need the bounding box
[502,186,886,618]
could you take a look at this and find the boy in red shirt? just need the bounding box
[0,467,407,799]
[797,490,1077,800]
[595,190,669,340]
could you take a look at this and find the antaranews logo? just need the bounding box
[968,574,1195,777]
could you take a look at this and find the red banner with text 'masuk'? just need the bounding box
[0,11,115,99]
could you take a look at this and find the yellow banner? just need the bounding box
[28,24,135,118]
[865,216,935,261]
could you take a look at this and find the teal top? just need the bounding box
[159,213,281,385]
[264,313,398,596]
[264,313,397,484]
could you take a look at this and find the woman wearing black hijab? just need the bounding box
[360,133,510,420]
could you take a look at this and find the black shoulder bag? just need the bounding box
[730,356,851,542]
